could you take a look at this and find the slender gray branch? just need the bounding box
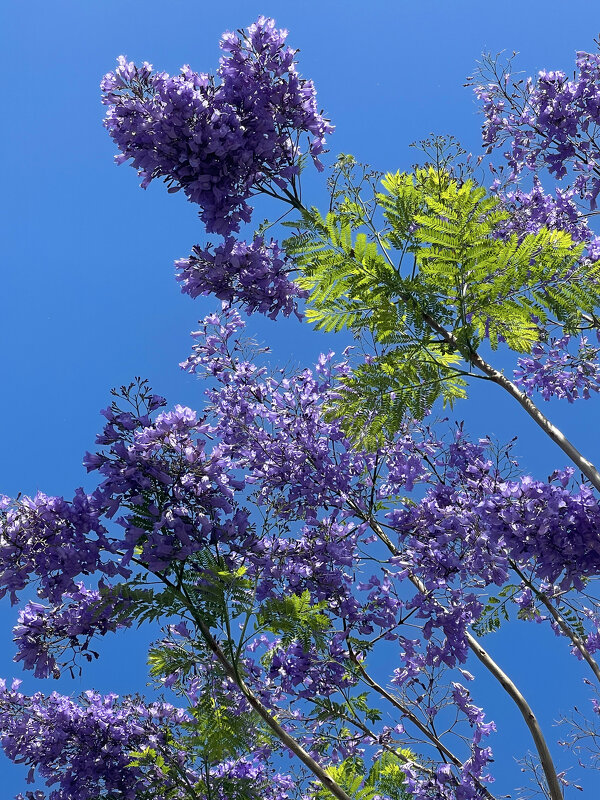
[510,560,600,685]
[348,652,498,800]
[421,312,600,492]
[352,507,565,800]
[161,575,355,800]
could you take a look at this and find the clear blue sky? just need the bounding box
[1,0,600,795]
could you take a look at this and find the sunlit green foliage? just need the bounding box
[257,589,331,649]
[285,158,599,445]
[308,750,414,800]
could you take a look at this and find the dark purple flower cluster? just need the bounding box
[496,177,600,259]
[101,17,333,236]
[451,684,496,744]
[0,491,123,605]
[475,50,600,205]
[176,236,306,318]
[180,310,600,699]
[86,396,248,573]
[514,335,600,401]
[251,518,362,608]
[180,312,501,734]
[388,436,510,589]
[13,584,133,679]
[404,743,493,800]
[479,474,600,588]
[0,682,190,800]
[388,441,600,593]
[0,385,251,604]
[267,629,356,702]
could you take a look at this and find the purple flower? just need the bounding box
[176,236,306,319]
[0,684,191,800]
[13,584,134,679]
[514,335,600,402]
[101,17,333,236]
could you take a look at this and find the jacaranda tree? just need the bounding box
[3,16,600,800]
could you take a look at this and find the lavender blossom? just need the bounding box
[475,50,600,204]
[176,236,306,319]
[0,682,191,800]
[13,584,133,679]
[0,490,123,605]
[514,335,600,401]
[496,177,600,259]
[101,17,333,236]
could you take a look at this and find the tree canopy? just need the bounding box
[3,14,600,800]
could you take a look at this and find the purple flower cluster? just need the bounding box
[388,440,600,593]
[86,395,248,573]
[13,584,133,679]
[185,317,355,517]
[180,309,600,711]
[395,682,494,798]
[209,756,293,800]
[474,48,600,269]
[514,335,600,401]
[251,518,362,608]
[404,741,493,800]
[101,17,333,236]
[0,491,122,605]
[1,672,295,800]
[475,50,600,205]
[176,236,306,319]
[178,312,506,782]
[183,308,429,521]
[496,177,600,259]
[0,682,190,800]
[479,475,600,588]
[0,384,251,603]
[268,632,356,701]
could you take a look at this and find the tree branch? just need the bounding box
[347,649,498,800]
[510,560,600,685]
[421,311,600,492]
[158,574,355,800]
[352,506,565,800]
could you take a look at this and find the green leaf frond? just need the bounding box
[315,692,382,728]
[308,750,414,800]
[283,166,598,442]
[285,207,395,335]
[472,584,520,637]
[257,590,331,651]
[148,640,270,768]
[473,583,588,643]
[327,347,467,449]
[184,683,260,763]
[186,549,255,627]
[97,582,185,627]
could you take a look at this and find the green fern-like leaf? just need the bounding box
[472,584,519,636]
[308,750,414,800]
[257,590,331,650]
[284,166,596,444]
